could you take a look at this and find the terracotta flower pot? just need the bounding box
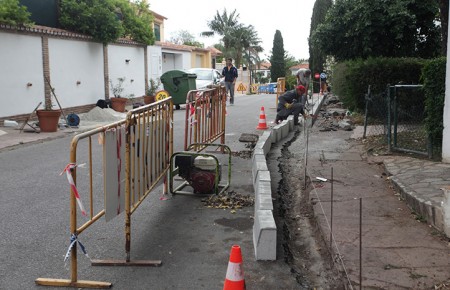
[110,97,128,112]
[143,95,155,104]
[36,109,61,132]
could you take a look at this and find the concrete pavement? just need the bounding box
[299,101,450,288]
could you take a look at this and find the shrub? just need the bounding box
[422,57,446,143]
[60,0,154,45]
[333,57,426,111]
[0,0,33,26]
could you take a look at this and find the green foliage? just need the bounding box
[170,30,204,47]
[333,57,425,111]
[60,0,154,45]
[309,0,332,91]
[0,0,33,26]
[422,57,446,142]
[110,77,134,98]
[270,30,285,82]
[114,0,154,45]
[146,78,161,96]
[60,0,123,44]
[313,0,441,61]
[285,75,297,90]
[205,9,261,68]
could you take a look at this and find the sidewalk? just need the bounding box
[299,104,450,288]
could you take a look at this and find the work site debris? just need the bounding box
[232,150,252,159]
[201,191,254,209]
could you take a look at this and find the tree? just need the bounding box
[0,0,33,26]
[202,8,240,57]
[114,0,154,45]
[309,0,332,91]
[231,24,262,68]
[60,0,123,44]
[439,0,448,55]
[60,0,155,45]
[270,30,285,82]
[313,0,441,61]
[170,30,204,48]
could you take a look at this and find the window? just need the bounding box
[154,23,161,41]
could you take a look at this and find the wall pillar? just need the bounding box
[103,43,110,100]
[41,36,52,109]
[144,45,148,93]
[443,5,450,162]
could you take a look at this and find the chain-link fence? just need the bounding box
[363,85,440,159]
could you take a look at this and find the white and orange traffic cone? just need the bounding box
[256,106,268,130]
[223,245,246,290]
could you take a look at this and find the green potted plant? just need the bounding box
[36,82,62,133]
[144,78,161,104]
[109,77,131,112]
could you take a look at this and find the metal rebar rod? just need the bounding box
[330,167,334,255]
[360,197,362,290]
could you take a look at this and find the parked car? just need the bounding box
[186,68,223,89]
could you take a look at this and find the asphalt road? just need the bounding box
[0,93,300,290]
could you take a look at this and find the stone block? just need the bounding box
[253,210,277,260]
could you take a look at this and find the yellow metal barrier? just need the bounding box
[184,86,227,152]
[36,98,173,288]
[276,77,285,107]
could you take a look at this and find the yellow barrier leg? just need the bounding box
[35,278,112,288]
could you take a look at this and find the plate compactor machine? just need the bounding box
[169,143,231,195]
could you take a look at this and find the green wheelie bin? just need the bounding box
[160,70,197,109]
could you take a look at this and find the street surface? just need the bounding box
[0,93,302,290]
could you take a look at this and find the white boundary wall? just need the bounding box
[48,38,104,108]
[108,44,146,99]
[0,30,191,119]
[0,32,44,117]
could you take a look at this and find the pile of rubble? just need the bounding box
[316,95,354,132]
[201,190,254,209]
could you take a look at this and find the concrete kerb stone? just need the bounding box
[280,120,290,139]
[253,209,277,260]
[287,115,294,131]
[256,131,272,155]
[252,154,268,184]
[251,94,327,261]
[272,125,282,143]
[255,180,273,212]
[389,175,445,233]
[252,148,265,163]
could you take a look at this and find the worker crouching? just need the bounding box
[274,85,306,125]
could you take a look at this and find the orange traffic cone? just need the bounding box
[256,106,268,130]
[223,245,246,290]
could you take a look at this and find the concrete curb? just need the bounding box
[388,174,445,232]
[252,94,326,260]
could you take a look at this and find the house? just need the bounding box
[289,63,310,76]
[254,62,271,80]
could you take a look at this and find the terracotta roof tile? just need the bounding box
[208,46,222,56]
[289,63,309,70]
[0,24,143,45]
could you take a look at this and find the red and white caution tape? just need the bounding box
[60,163,87,216]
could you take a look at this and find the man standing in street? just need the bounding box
[296,68,311,106]
[274,85,307,125]
[222,58,238,105]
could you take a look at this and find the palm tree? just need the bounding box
[201,8,240,56]
[201,9,262,69]
[231,24,262,68]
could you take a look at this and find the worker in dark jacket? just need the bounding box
[274,85,306,125]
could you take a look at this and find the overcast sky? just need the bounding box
[150,0,316,61]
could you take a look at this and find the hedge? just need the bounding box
[332,57,426,111]
[422,57,446,143]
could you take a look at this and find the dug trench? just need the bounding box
[269,126,347,289]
